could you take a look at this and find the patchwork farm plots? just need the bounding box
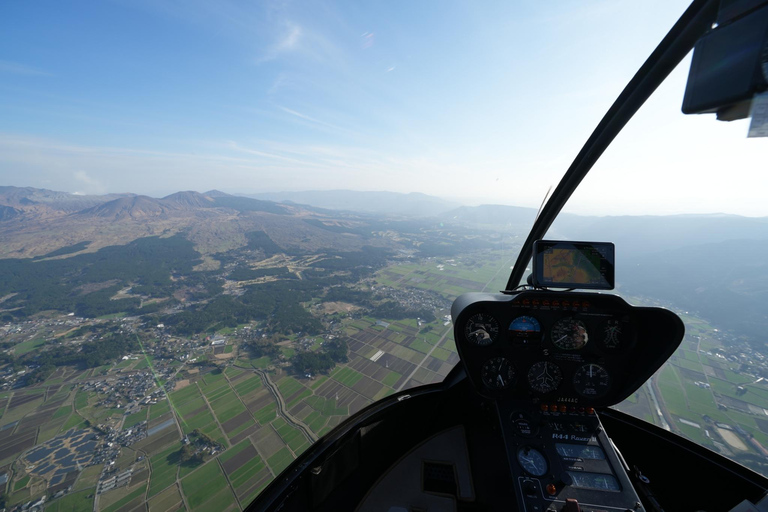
[5,251,761,510]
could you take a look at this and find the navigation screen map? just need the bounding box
[533,241,614,290]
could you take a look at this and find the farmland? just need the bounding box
[0,238,766,511]
[0,248,514,511]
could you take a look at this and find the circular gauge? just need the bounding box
[481,356,515,390]
[517,446,548,476]
[510,411,536,437]
[551,317,589,350]
[527,361,562,394]
[572,363,611,398]
[464,313,500,346]
[509,316,542,345]
[602,319,624,349]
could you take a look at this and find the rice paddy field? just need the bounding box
[2,250,766,510]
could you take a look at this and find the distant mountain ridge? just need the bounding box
[0,186,397,259]
[247,190,461,217]
[442,203,768,256]
[0,186,133,213]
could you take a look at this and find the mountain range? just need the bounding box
[0,187,371,259]
[3,185,768,343]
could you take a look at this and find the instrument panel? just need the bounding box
[452,291,684,407]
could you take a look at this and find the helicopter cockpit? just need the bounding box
[249,1,768,510]
[448,240,683,512]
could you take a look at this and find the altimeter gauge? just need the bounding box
[551,317,589,350]
[481,356,515,389]
[464,313,500,346]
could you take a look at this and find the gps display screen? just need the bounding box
[532,241,614,290]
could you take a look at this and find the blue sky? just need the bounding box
[1,0,766,215]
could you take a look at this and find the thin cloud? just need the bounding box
[276,24,302,52]
[361,32,374,49]
[0,60,51,76]
[256,22,304,63]
[276,106,345,131]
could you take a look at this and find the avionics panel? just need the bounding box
[532,240,615,290]
[451,291,684,406]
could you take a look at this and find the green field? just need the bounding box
[124,409,147,428]
[52,405,72,420]
[330,367,363,387]
[181,461,230,509]
[272,417,305,451]
[254,403,277,425]
[149,444,182,497]
[46,490,94,512]
[149,400,171,420]
[234,376,262,396]
[229,456,266,489]
[13,338,46,356]
[382,371,401,387]
[102,484,147,512]
[266,447,294,475]
[304,395,347,417]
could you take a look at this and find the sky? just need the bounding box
[1,0,767,216]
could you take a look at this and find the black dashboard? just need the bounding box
[452,291,685,512]
[452,291,684,408]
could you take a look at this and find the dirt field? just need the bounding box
[319,302,359,314]
[222,444,258,474]
[174,379,190,390]
[717,427,748,451]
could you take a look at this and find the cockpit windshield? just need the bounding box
[1,1,767,510]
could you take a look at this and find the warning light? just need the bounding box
[546,483,557,496]
[587,407,595,415]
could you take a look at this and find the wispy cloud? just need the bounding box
[276,23,302,52]
[0,60,50,76]
[256,22,304,63]
[276,105,345,131]
[361,32,374,49]
[268,73,289,95]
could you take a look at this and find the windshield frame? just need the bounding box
[504,0,718,291]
